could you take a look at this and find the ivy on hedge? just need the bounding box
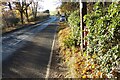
[67,10,80,46]
[84,2,120,77]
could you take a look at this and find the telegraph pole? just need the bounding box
[80,0,87,53]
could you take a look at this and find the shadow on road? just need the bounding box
[2,22,57,78]
[3,40,50,78]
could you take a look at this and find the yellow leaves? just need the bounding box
[97,71,102,77]
[92,65,95,69]
[61,48,102,78]
[58,25,71,48]
[82,75,87,78]
[74,63,79,69]
[83,70,86,74]
[15,10,19,14]
[92,53,97,58]
[83,52,87,57]
[58,22,105,78]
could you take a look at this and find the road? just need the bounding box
[2,16,58,78]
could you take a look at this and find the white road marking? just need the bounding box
[12,40,22,45]
[45,26,57,79]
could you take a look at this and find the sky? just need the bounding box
[38,0,61,11]
[3,0,61,12]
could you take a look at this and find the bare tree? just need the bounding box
[8,2,12,10]
[23,1,32,22]
[31,1,38,20]
[13,1,32,24]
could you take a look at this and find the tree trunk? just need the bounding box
[20,10,24,24]
[34,2,38,19]
[8,2,15,18]
[32,2,38,20]
[8,2,12,10]
[23,1,32,22]
[25,7,29,22]
[20,2,24,24]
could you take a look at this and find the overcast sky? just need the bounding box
[38,0,61,11]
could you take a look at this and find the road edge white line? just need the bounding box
[45,26,57,79]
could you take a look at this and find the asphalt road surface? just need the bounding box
[2,16,58,78]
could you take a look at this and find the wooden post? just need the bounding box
[82,2,87,48]
[80,1,87,53]
[80,1,83,52]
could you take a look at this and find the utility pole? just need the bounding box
[80,0,87,53]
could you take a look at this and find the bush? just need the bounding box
[59,2,120,78]
[84,2,120,78]
[68,10,80,46]
[29,13,49,22]
[58,10,80,48]
[63,36,76,48]
[7,17,20,26]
